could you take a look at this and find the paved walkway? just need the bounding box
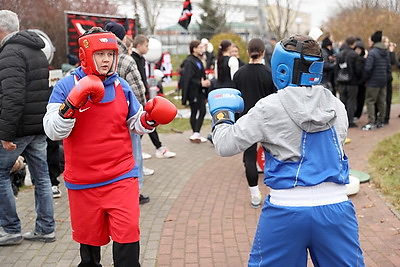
[1,105,400,266]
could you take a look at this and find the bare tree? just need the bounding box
[344,0,400,13]
[134,0,165,34]
[324,0,400,53]
[264,0,303,40]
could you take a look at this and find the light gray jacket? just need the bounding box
[212,85,348,162]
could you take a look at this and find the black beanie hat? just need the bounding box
[371,30,382,43]
[355,40,365,57]
[104,21,126,41]
[321,37,332,48]
[67,54,79,65]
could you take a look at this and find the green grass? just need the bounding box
[156,84,211,134]
[392,71,400,104]
[171,54,188,76]
[359,72,400,210]
[368,133,400,210]
[163,85,185,109]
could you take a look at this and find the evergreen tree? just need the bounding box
[197,0,228,39]
[133,0,145,34]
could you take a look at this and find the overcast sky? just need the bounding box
[299,0,347,26]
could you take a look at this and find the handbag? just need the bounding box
[336,51,351,84]
[336,67,351,83]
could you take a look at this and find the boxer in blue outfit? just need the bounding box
[208,35,365,267]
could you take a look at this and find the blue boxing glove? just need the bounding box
[208,88,244,129]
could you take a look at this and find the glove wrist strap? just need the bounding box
[140,113,156,130]
[59,99,77,119]
[212,109,235,130]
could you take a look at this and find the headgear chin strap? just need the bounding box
[271,36,323,90]
[78,29,118,77]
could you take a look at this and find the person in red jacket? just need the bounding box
[43,27,177,266]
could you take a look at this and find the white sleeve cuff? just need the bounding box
[43,103,75,140]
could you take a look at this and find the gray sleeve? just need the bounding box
[212,100,268,156]
[43,103,75,140]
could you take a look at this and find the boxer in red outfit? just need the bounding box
[43,27,177,267]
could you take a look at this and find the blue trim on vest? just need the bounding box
[264,127,349,189]
[65,166,138,190]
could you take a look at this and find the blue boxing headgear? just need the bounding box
[271,36,323,90]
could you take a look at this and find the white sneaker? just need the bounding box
[143,166,155,176]
[52,186,62,198]
[189,132,207,143]
[199,136,207,143]
[189,133,201,143]
[251,193,262,208]
[142,152,152,160]
[155,147,176,158]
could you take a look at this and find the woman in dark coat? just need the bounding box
[179,40,211,143]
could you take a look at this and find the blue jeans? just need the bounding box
[0,134,55,234]
[130,133,144,189]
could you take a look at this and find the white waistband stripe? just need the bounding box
[269,182,348,207]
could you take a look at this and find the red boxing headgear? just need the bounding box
[78,31,118,76]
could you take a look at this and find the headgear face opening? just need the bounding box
[271,36,323,90]
[78,30,118,77]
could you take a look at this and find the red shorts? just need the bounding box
[67,178,140,246]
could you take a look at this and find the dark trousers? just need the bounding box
[148,129,162,149]
[366,86,387,124]
[338,84,358,124]
[243,143,259,187]
[46,138,62,186]
[385,80,392,123]
[189,96,206,133]
[78,242,140,267]
[355,84,366,119]
[375,81,392,123]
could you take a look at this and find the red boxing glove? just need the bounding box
[140,96,177,130]
[59,75,105,119]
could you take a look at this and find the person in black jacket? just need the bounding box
[354,40,367,121]
[214,39,238,89]
[334,36,363,128]
[233,38,276,208]
[321,36,336,95]
[362,30,391,130]
[0,10,55,245]
[179,40,211,143]
[263,37,277,68]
